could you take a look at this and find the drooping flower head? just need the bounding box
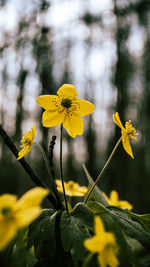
[56,180,88,197]
[17,124,36,160]
[36,84,95,138]
[103,190,133,210]
[84,216,119,267]
[0,187,49,249]
[113,112,138,159]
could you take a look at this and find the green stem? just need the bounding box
[60,124,69,213]
[84,136,122,204]
[33,142,51,177]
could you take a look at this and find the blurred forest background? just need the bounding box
[0,0,150,213]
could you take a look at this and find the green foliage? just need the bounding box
[60,210,90,266]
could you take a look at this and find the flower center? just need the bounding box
[23,136,31,145]
[68,181,74,189]
[125,120,136,136]
[1,206,11,216]
[61,98,72,109]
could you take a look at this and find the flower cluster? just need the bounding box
[13,84,140,266]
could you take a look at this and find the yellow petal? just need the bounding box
[119,200,133,210]
[95,216,105,236]
[75,99,95,116]
[31,123,36,139]
[113,112,124,129]
[16,187,49,210]
[16,207,42,228]
[84,236,101,253]
[0,194,17,209]
[98,247,119,267]
[42,110,65,127]
[57,84,78,98]
[36,95,59,110]
[63,114,83,137]
[122,128,134,159]
[17,145,31,160]
[110,191,118,204]
[0,220,17,250]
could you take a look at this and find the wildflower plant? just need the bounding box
[0,84,150,267]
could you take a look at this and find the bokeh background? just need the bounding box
[0,0,150,213]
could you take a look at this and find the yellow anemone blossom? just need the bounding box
[0,187,49,250]
[103,190,133,210]
[17,124,36,160]
[84,216,119,267]
[113,112,138,159]
[56,180,88,197]
[36,84,95,138]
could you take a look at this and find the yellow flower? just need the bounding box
[17,124,36,160]
[84,216,119,267]
[0,187,49,250]
[36,84,95,138]
[113,112,138,159]
[103,190,133,210]
[56,180,88,197]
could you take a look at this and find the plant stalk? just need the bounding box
[84,136,122,204]
[60,124,69,213]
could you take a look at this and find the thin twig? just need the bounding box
[0,124,62,210]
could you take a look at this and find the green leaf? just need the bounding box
[107,206,150,249]
[123,209,150,233]
[60,210,90,266]
[99,213,133,266]
[87,201,109,214]
[27,209,55,250]
[71,202,94,231]
[27,208,61,262]
[82,164,108,206]
[34,210,62,260]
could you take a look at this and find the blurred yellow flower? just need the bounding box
[36,84,95,138]
[103,190,133,210]
[113,112,138,158]
[84,216,119,267]
[17,124,36,160]
[56,180,88,197]
[0,187,49,250]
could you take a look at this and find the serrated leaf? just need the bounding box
[82,164,108,206]
[71,202,94,231]
[60,210,90,266]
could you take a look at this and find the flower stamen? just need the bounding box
[61,98,72,108]
[1,207,11,216]
[125,120,138,138]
